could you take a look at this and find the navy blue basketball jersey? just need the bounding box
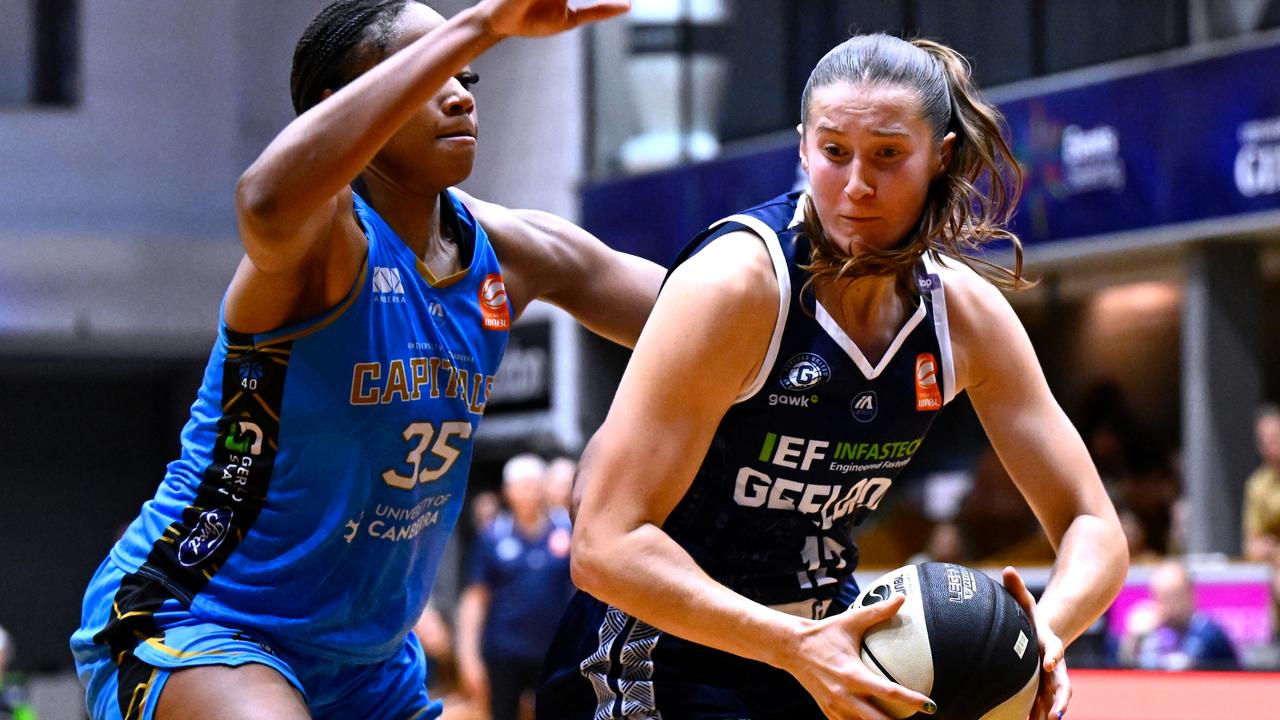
[102,190,509,663]
[662,190,957,608]
[536,192,960,720]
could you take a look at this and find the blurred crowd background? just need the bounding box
[3,0,1280,717]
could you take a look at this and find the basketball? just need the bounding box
[854,562,1041,720]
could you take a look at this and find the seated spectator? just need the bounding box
[456,454,574,720]
[1243,404,1280,562]
[908,521,968,565]
[1119,505,1161,564]
[1119,560,1239,671]
[1242,557,1280,670]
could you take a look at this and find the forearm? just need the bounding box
[1036,513,1128,646]
[239,6,499,227]
[574,522,804,669]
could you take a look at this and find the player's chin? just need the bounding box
[431,155,475,188]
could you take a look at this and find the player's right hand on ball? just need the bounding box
[783,594,937,720]
[477,0,631,38]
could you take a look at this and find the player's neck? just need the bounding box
[358,174,458,269]
[816,273,905,326]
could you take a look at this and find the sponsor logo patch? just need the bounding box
[178,507,234,567]
[478,274,510,330]
[428,300,447,327]
[851,390,878,423]
[915,353,942,411]
[372,266,405,294]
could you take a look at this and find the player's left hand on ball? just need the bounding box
[1003,567,1070,720]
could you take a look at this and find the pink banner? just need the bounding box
[1107,580,1273,650]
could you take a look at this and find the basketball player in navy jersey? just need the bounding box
[540,34,1128,720]
[69,2,654,719]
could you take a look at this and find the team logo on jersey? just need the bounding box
[372,266,405,294]
[478,274,510,330]
[851,390,878,423]
[779,352,831,391]
[915,353,942,411]
[428,300,447,327]
[177,506,234,567]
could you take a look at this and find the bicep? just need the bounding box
[483,204,664,347]
[576,258,777,534]
[541,235,664,348]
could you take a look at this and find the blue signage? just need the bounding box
[582,39,1280,265]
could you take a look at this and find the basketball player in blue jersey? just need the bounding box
[539,34,1128,720]
[69,1,656,719]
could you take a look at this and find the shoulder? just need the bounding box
[929,255,1016,327]
[666,229,779,314]
[929,254,1028,390]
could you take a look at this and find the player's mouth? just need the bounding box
[436,126,477,144]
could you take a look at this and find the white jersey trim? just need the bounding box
[815,298,927,381]
[920,253,957,405]
[709,213,793,404]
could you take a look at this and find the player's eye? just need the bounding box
[456,71,479,90]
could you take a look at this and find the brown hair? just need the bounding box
[798,34,1029,294]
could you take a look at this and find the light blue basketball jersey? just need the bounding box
[106,190,508,663]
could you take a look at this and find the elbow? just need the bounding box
[234,172,299,274]
[569,525,611,598]
[235,168,282,230]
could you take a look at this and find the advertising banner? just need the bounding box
[582,39,1280,265]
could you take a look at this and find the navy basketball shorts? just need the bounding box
[70,556,442,720]
[538,591,840,720]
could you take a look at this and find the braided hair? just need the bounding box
[290,0,428,115]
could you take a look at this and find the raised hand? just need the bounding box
[477,0,630,38]
[783,595,937,720]
[1003,566,1070,720]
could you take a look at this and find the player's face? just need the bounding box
[799,82,952,255]
[371,4,479,192]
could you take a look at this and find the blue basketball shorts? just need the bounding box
[70,556,442,720]
[537,591,839,720]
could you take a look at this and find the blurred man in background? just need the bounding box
[1243,404,1280,562]
[544,455,576,527]
[457,454,574,720]
[1120,560,1238,671]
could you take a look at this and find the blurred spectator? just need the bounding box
[456,454,574,720]
[0,626,36,720]
[908,521,967,565]
[1242,404,1280,562]
[1119,505,1161,564]
[1119,560,1239,671]
[1242,557,1280,670]
[955,447,1050,564]
[544,455,576,526]
[470,489,502,535]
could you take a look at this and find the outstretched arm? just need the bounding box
[235,0,630,273]
[454,191,662,347]
[953,272,1128,720]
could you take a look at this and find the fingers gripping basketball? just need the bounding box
[854,563,1041,720]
